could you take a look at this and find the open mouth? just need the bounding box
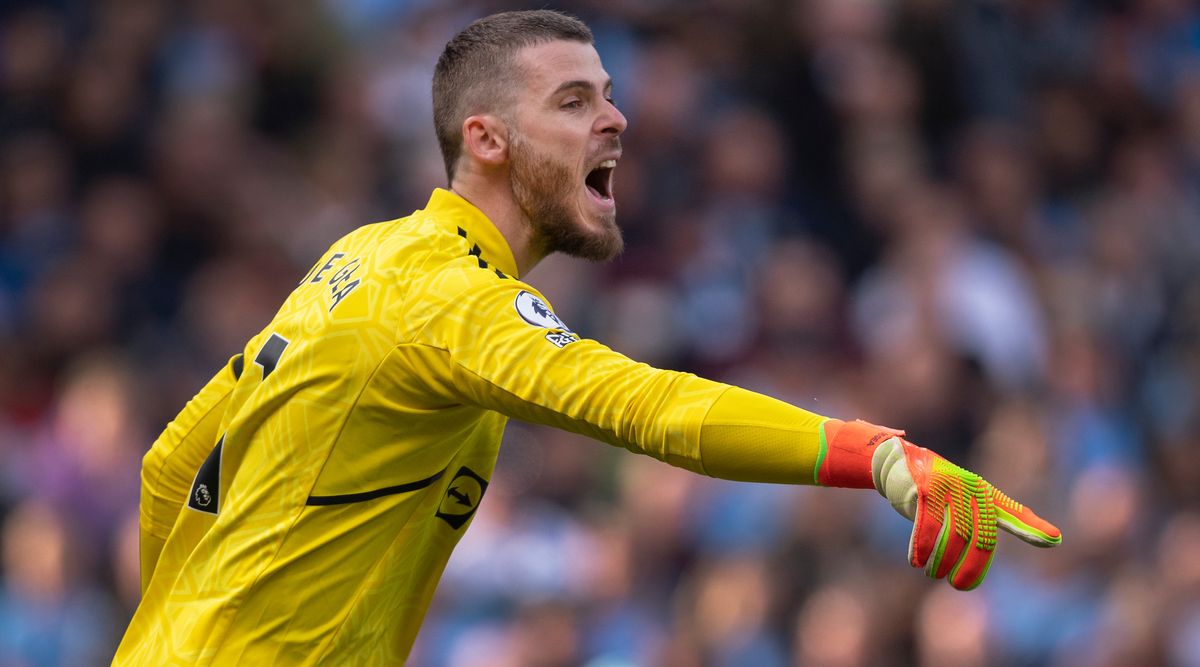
[585,159,616,202]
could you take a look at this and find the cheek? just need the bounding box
[523,120,587,159]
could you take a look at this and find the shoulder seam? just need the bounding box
[401,226,522,344]
[405,272,527,346]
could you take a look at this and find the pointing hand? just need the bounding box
[871,436,1062,590]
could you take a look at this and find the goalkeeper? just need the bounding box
[114,9,1060,666]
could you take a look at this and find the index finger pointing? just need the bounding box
[991,487,1062,547]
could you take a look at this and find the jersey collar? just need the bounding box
[424,188,520,279]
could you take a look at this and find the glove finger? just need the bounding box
[909,489,947,569]
[949,541,996,591]
[948,496,997,591]
[992,488,1063,547]
[928,504,968,580]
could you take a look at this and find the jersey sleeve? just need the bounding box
[404,276,831,482]
[138,354,240,592]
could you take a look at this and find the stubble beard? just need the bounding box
[508,132,624,262]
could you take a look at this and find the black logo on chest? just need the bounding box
[435,466,489,529]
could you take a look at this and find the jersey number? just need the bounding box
[254,333,289,378]
[187,333,290,516]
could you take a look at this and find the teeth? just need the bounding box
[598,160,617,169]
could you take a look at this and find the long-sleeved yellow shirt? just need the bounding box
[115,189,829,665]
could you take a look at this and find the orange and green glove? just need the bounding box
[817,419,1062,591]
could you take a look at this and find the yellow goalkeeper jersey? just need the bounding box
[115,188,828,665]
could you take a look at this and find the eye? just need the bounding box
[561,98,584,110]
[605,97,618,108]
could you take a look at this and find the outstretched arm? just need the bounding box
[414,277,1061,589]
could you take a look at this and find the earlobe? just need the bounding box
[463,115,508,167]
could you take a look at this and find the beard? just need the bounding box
[508,131,623,262]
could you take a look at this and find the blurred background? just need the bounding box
[0,0,1198,665]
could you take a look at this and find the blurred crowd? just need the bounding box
[1,0,1199,665]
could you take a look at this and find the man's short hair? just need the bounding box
[432,10,593,182]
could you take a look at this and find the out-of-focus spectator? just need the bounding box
[0,500,116,667]
[793,584,870,667]
[915,587,989,667]
[25,353,143,552]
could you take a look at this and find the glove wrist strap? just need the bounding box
[816,419,904,488]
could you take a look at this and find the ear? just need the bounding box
[462,114,508,168]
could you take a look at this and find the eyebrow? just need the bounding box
[550,78,614,97]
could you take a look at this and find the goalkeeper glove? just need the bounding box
[817,419,1062,591]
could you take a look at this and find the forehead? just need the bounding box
[515,40,609,95]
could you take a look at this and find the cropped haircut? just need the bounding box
[432,10,593,182]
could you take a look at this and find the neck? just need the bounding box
[449,175,546,276]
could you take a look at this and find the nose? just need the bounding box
[598,101,627,136]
